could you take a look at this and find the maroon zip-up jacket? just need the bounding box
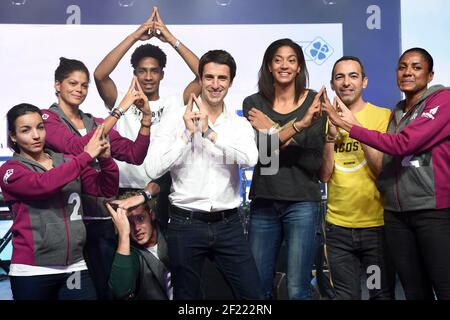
[350,86,450,211]
[0,151,118,266]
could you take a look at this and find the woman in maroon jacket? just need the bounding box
[42,57,152,163]
[0,103,119,300]
[40,57,152,299]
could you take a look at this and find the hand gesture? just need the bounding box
[323,95,359,132]
[98,134,111,158]
[133,77,151,117]
[118,77,151,116]
[131,8,157,41]
[109,194,145,210]
[183,93,198,134]
[150,7,176,45]
[297,86,325,128]
[248,108,273,131]
[192,94,208,133]
[84,125,108,159]
[105,202,130,237]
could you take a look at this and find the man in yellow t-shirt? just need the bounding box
[320,56,395,299]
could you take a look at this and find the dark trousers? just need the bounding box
[83,219,117,300]
[153,172,172,232]
[384,208,450,300]
[10,270,96,300]
[167,206,263,300]
[325,222,395,300]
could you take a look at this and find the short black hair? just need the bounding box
[130,44,167,70]
[331,56,366,80]
[54,57,90,83]
[399,47,434,73]
[7,103,42,153]
[198,50,236,82]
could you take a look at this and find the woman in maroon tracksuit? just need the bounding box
[0,103,119,300]
[40,57,152,299]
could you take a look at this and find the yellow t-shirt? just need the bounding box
[326,103,391,228]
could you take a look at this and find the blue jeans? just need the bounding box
[249,199,320,299]
[167,208,263,300]
[10,269,97,300]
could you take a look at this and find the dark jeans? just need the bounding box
[325,222,395,300]
[153,172,172,232]
[167,207,263,300]
[10,269,96,300]
[313,200,336,299]
[83,219,117,300]
[384,208,450,300]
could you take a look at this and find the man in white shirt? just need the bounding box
[94,7,200,230]
[120,50,263,299]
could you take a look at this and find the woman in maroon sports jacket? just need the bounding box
[0,103,118,300]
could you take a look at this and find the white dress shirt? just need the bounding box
[146,101,258,212]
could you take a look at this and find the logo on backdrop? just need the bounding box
[303,36,334,65]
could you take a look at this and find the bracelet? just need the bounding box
[117,106,126,116]
[173,39,180,50]
[325,136,336,143]
[202,127,214,139]
[292,121,302,133]
[109,110,121,119]
[140,189,152,202]
[111,106,125,117]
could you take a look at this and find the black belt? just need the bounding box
[170,205,237,223]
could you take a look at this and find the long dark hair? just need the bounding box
[258,38,309,103]
[7,103,42,153]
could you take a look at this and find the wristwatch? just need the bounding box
[202,127,214,139]
[140,189,152,202]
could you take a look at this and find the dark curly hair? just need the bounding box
[130,44,167,70]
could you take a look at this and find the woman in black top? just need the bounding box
[243,38,326,300]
